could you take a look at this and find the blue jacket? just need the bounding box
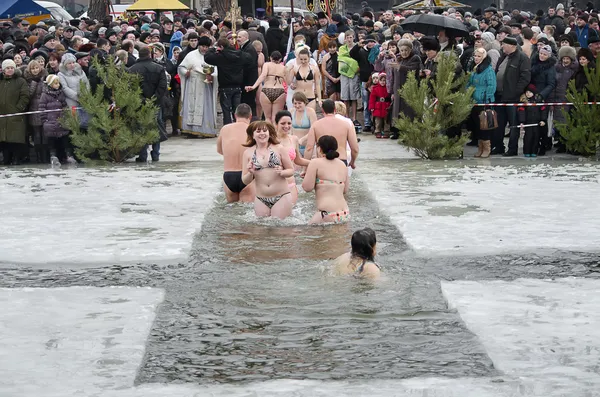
[468,57,496,104]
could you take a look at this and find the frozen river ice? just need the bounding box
[1,136,599,396]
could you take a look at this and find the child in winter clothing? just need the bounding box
[517,84,549,157]
[38,74,76,165]
[368,72,392,138]
[366,72,379,93]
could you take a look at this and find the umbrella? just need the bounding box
[393,0,471,10]
[400,13,469,37]
[127,0,189,11]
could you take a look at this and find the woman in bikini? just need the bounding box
[301,135,349,224]
[332,228,381,279]
[245,51,286,124]
[290,92,318,156]
[241,121,295,219]
[275,110,311,205]
[287,48,322,111]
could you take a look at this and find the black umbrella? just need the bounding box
[400,13,469,37]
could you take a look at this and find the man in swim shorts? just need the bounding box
[303,99,359,169]
[217,104,256,202]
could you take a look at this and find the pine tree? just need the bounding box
[394,52,474,159]
[558,66,600,157]
[62,57,159,163]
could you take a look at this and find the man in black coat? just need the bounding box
[204,38,252,125]
[237,30,259,116]
[265,18,286,57]
[493,37,531,156]
[129,46,168,162]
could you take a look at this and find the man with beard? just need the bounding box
[178,36,219,137]
[177,32,200,67]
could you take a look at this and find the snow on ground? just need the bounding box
[0,287,164,397]
[0,163,222,265]
[360,161,600,256]
[442,278,600,396]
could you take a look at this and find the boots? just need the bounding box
[481,140,491,158]
[474,140,483,157]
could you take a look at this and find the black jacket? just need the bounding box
[128,55,168,105]
[241,41,259,86]
[265,27,286,56]
[495,49,531,102]
[350,44,373,83]
[529,56,557,100]
[204,47,251,88]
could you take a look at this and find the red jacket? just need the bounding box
[368,83,392,119]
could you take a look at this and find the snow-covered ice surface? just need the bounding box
[442,278,600,396]
[0,287,164,397]
[359,161,600,256]
[0,163,222,265]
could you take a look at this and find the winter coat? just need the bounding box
[467,56,496,104]
[0,69,30,144]
[368,83,392,118]
[551,60,578,123]
[204,47,251,88]
[240,41,259,86]
[24,67,48,126]
[265,27,286,57]
[128,55,168,105]
[38,85,69,138]
[350,44,375,82]
[58,63,90,107]
[373,54,397,94]
[495,49,531,102]
[530,56,557,100]
[517,94,549,126]
[390,53,422,120]
[572,62,596,95]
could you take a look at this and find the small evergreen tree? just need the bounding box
[394,52,474,159]
[62,56,159,163]
[558,66,600,157]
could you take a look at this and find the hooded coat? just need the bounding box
[24,67,49,126]
[38,85,69,138]
[0,69,30,144]
[467,56,497,104]
[58,62,90,107]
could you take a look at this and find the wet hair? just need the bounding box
[317,135,339,160]
[297,48,310,57]
[270,50,282,61]
[275,110,292,124]
[292,91,308,104]
[235,103,252,119]
[321,99,335,114]
[351,228,377,262]
[243,121,280,147]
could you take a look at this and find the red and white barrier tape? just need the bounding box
[0,106,81,119]
[474,101,599,107]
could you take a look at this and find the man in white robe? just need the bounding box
[178,36,219,137]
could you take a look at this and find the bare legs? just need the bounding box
[254,194,292,219]
[259,92,286,124]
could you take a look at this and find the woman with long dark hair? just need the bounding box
[332,228,381,278]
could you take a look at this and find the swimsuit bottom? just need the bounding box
[320,208,350,223]
[257,192,290,209]
[299,145,306,156]
[223,171,247,193]
[341,159,348,166]
[262,87,285,103]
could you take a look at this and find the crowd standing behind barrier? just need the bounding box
[0,2,598,165]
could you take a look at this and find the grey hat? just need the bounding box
[558,45,576,61]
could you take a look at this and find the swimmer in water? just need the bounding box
[241,121,295,219]
[302,135,349,224]
[332,228,381,279]
[275,110,311,205]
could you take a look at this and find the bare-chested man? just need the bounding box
[217,103,256,202]
[303,99,359,169]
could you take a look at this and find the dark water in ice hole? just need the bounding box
[0,160,599,385]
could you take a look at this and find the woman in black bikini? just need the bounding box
[287,48,322,111]
[332,228,381,279]
[241,121,295,219]
[245,51,286,124]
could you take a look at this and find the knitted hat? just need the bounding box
[151,42,165,54]
[1,59,16,70]
[43,34,56,44]
[374,21,384,29]
[558,34,574,45]
[481,32,496,43]
[539,44,552,55]
[577,14,589,23]
[556,3,565,10]
[558,45,576,61]
[45,74,60,86]
[61,52,76,65]
[98,27,107,35]
[141,23,151,32]
[526,84,537,93]
[378,72,386,79]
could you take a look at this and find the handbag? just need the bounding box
[478,91,498,130]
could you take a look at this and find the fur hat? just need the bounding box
[577,13,589,23]
[577,47,594,62]
[558,34,574,45]
[558,45,577,61]
[45,74,60,86]
[420,36,440,52]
